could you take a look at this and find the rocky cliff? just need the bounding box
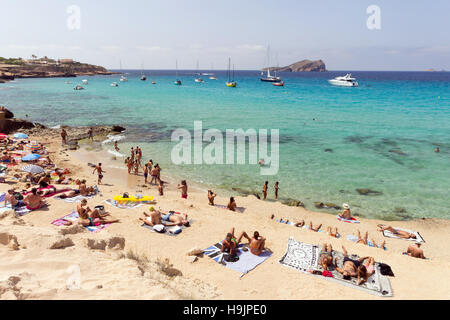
[0,60,118,82]
[263,59,327,72]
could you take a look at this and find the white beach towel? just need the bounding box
[380,225,425,243]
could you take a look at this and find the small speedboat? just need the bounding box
[209,76,218,80]
[328,74,358,87]
[111,82,118,87]
[74,85,84,90]
[81,79,88,85]
[120,76,128,82]
[273,81,284,86]
[140,75,147,81]
[194,78,204,83]
[174,80,182,85]
[152,81,156,84]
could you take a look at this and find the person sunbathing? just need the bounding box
[221,227,251,256]
[77,199,118,227]
[249,231,267,256]
[208,190,216,206]
[4,189,24,208]
[405,243,426,259]
[361,257,375,277]
[227,197,237,211]
[79,179,97,196]
[161,210,189,227]
[58,188,81,199]
[289,219,322,232]
[377,224,417,240]
[339,203,352,220]
[354,230,386,249]
[327,226,339,238]
[38,174,52,188]
[336,246,370,285]
[23,188,47,210]
[319,243,334,271]
[140,206,163,227]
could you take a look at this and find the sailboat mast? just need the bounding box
[228,58,231,82]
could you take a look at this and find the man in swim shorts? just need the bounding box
[92,163,105,185]
[161,210,189,227]
[336,246,370,285]
[319,243,334,271]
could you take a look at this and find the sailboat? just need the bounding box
[260,46,281,83]
[140,63,147,81]
[119,60,128,82]
[226,58,237,87]
[209,63,218,80]
[194,61,204,83]
[174,60,182,85]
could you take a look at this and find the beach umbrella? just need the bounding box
[21,164,44,174]
[0,133,7,139]
[25,142,42,151]
[21,153,41,161]
[14,132,28,139]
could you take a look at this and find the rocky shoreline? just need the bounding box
[0,61,119,83]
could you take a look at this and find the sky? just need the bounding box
[1,0,449,71]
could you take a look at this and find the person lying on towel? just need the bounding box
[377,224,417,240]
[140,206,190,227]
[335,246,371,286]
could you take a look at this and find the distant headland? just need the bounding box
[262,59,327,72]
[0,56,118,82]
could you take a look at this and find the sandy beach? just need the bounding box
[1,130,449,300]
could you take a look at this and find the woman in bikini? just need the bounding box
[227,197,237,211]
[178,180,188,199]
[208,190,216,206]
[77,199,119,227]
[249,231,267,256]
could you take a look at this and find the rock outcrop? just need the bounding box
[263,59,327,72]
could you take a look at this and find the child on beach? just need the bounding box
[178,180,188,199]
[208,190,216,206]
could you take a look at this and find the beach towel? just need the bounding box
[337,215,360,223]
[141,219,193,236]
[275,219,341,238]
[204,242,272,277]
[54,194,96,203]
[104,199,143,209]
[380,225,425,243]
[279,237,393,297]
[51,211,110,233]
[279,237,320,273]
[14,205,32,216]
[0,192,5,203]
[346,234,387,250]
[214,204,246,213]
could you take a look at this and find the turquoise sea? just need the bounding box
[1,70,449,220]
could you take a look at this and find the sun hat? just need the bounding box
[149,206,154,211]
[343,203,350,209]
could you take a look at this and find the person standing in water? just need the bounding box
[88,127,94,142]
[262,181,269,200]
[178,180,188,199]
[114,141,120,152]
[92,163,105,185]
[208,190,216,206]
[274,181,279,199]
[143,164,149,184]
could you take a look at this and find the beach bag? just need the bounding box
[122,192,129,198]
[14,192,24,200]
[223,253,239,263]
[169,226,182,235]
[153,224,165,233]
[379,263,395,277]
[94,205,105,215]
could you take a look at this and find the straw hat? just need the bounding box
[343,203,350,209]
[149,206,155,211]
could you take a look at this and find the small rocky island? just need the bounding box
[263,59,327,72]
[0,56,118,83]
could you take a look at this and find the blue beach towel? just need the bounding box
[203,242,272,277]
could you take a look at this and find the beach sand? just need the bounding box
[1,133,449,300]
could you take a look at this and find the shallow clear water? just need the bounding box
[2,70,449,220]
